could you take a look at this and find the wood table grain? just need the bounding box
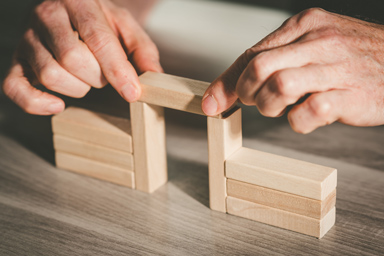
[0,1,383,255]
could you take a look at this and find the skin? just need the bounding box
[202,8,384,133]
[2,0,162,115]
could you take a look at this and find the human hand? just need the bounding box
[2,0,162,115]
[202,8,384,133]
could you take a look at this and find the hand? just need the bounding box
[202,8,384,133]
[2,0,162,115]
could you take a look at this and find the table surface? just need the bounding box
[1,1,383,255]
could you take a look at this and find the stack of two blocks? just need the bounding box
[52,107,136,188]
[224,147,337,238]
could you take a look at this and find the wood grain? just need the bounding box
[227,179,336,219]
[227,196,336,238]
[52,107,133,153]
[53,135,134,170]
[139,71,221,116]
[130,102,168,193]
[226,147,337,200]
[207,107,242,212]
[55,151,135,188]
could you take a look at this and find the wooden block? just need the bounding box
[227,179,336,219]
[207,107,242,212]
[227,196,336,238]
[52,107,132,153]
[55,151,135,188]
[225,147,337,200]
[53,135,134,170]
[130,102,168,193]
[139,71,224,117]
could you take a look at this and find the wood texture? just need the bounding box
[139,71,216,116]
[207,107,242,212]
[130,102,168,193]
[227,179,336,219]
[52,107,132,153]
[227,196,336,238]
[55,151,135,188]
[226,147,337,200]
[53,135,134,170]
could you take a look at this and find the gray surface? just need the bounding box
[1,1,384,255]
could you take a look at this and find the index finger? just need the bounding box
[64,0,141,102]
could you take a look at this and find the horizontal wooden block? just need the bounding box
[227,196,336,238]
[52,107,132,153]
[53,135,134,170]
[225,147,337,200]
[227,179,336,219]
[55,152,135,188]
[139,71,225,117]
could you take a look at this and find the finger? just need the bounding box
[65,0,141,102]
[113,8,163,74]
[33,1,107,88]
[236,38,340,106]
[287,90,349,134]
[255,64,341,117]
[21,29,91,98]
[202,8,332,116]
[2,61,65,115]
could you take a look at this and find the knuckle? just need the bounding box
[40,65,60,87]
[295,8,327,27]
[2,77,18,99]
[251,53,269,78]
[85,32,114,55]
[59,46,82,69]
[308,96,332,119]
[273,71,295,98]
[34,1,59,22]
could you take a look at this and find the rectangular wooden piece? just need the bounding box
[207,107,242,212]
[139,71,221,116]
[227,179,336,219]
[130,102,168,193]
[226,147,337,200]
[53,135,134,170]
[227,196,335,238]
[52,107,132,153]
[56,151,135,188]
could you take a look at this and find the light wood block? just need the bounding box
[55,151,135,188]
[207,107,242,212]
[227,196,335,238]
[130,102,167,193]
[139,71,221,116]
[52,107,132,153]
[53,135,134,170]
[227,179,336,219]
[226,147,337,200]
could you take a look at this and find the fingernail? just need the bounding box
[152,59,163,72]
[121,84,138,102]
[47,102,64,114]
[202,94,218,116]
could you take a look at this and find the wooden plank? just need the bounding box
[52,107,132,153]
[227,196,336,239]
[130,102,168,193]
[207,107,242,212]
[139,71,221,116]
[225,147,337,200]
[53,135,134,170]
[55,151,135,188]
[227,179,336,219]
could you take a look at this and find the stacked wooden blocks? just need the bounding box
[52,107,135,188]
[225,148,337,238]
[51,71,337,238]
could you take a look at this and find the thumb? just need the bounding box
[202,52,250,116]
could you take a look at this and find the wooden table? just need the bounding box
[1,1,383,255]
